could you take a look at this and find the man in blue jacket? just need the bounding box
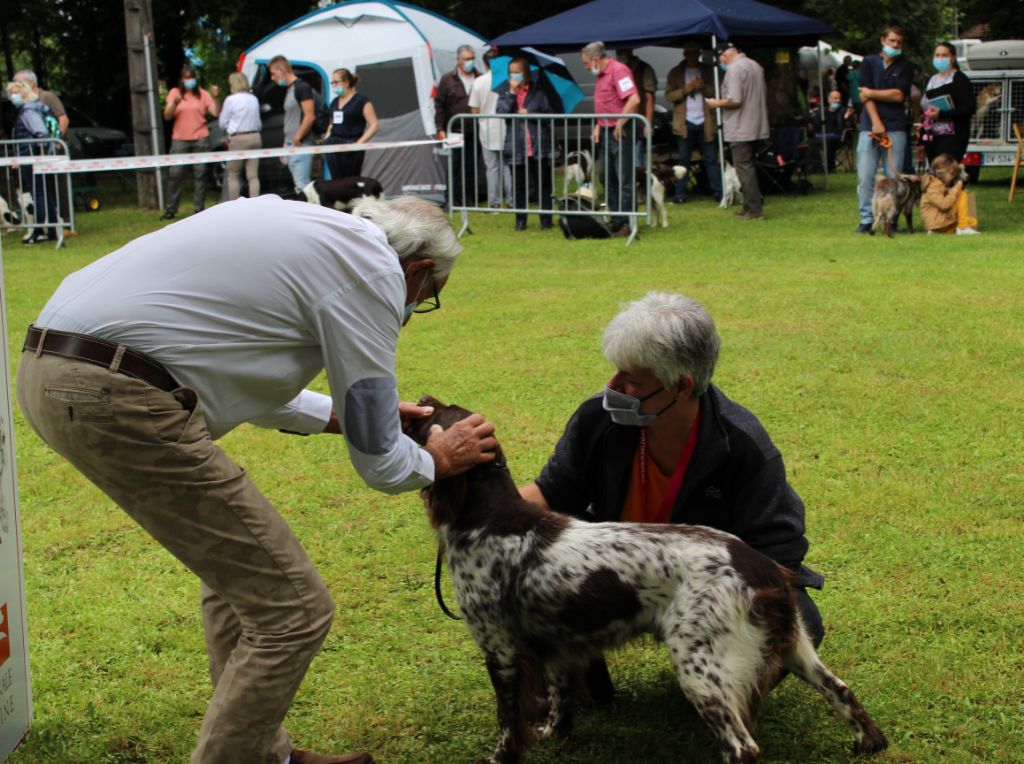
[855,26,916,233]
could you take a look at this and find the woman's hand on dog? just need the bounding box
[424,414,497,478]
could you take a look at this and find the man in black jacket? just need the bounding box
[435,45,480,208]
[519,292,824,701]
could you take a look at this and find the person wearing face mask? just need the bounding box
[324,68,379,181]
[707,42,769,220]
[581,41,641,237]
[434,45,480,208]
[919,42,975,164]
[7,78,61,244]
[853,25,915,234]
[268,56,317,197]
[519,292,823,703]
[161,65,221,220]
[495,57,556,231]
[817,89,853,172]
[18,193,497,764]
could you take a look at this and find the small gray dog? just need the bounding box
[871,174,921,238]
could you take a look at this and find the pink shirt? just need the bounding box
[594,59,638,127]
[516,86,534,157]
[168,88,214,141]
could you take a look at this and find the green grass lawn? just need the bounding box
[4,170,1024,763]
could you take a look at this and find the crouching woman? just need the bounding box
[921,153,979,235]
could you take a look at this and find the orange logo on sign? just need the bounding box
[0,602,10,666]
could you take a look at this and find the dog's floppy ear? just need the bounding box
[422,474,468,529]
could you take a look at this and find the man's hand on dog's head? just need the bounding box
[424,414,497,478]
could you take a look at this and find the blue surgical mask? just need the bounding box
[403,302,418,323]
[829,102,841,111]
[462,60,475,73]
[10,93,24,108]
[277,77,287,87]
[509,73,524,84]
[183,78,197,90]
[719,63,728,73]
[602,386,675,427]
[932,57,952,73]
[882,45,901,58]
[332,86,345,97]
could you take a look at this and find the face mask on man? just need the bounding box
[276,77,287,87]
[590,62,601,76]
[10,93,24,108]
[882,45,901,58]
[183,78,197,90]
[719,63,729,73]
[462,60,475,73]
[602,386,676,427]
[829,102,841,111]
[332,86,345,97]
[932,57,952,73]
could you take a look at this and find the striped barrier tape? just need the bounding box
[1,134,464,173]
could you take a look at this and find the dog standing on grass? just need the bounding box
[410,396,889,764]
[871,174,921,237]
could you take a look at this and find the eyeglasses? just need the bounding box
[330,80,344,85]
[413,276,441,314]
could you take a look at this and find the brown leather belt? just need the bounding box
[23,324,178,392]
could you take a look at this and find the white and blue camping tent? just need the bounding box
[241,0,487,200]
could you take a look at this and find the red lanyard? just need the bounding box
[638,411,701,524]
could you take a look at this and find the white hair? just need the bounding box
[602,292,721,395]
[350,195,461,278]
[582,42,606,59]
[14,70,37,86]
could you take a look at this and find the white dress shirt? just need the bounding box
[36,195,434,494]
[468,71,506,152]
[218,92,262,136]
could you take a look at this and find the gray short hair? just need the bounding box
[456,44,475,58]
[350,195,462,279]
[602,292,721,395]
[13,70,37,86]
[582,42,606,59]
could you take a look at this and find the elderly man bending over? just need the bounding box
[18,195,497,764]
[520,292,824,703]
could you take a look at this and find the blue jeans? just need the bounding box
[599,125,635,230]
[856,130,907,224]
[675,123,722,200]
[285,142,314,193]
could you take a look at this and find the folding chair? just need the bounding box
[754,127,811,195]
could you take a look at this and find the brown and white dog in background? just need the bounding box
[971,82,1001,140]
[408,396,889,764]
[639,163,687,228]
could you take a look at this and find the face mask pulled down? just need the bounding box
[602,386,676,427]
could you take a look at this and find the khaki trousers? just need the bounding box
[17,351,335,764]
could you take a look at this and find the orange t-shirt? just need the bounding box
[168,88,213,141]
[620,412,701,524]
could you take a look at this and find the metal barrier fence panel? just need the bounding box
[0,139,74,249]
[446,113,652,245]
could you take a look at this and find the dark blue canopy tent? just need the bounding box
[491,0,836,52]
[491,0,838,187]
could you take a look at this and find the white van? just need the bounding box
[962,40,1024,178]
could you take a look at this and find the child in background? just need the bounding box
[920,153,979,235]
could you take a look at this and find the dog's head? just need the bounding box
[407,395,506,529]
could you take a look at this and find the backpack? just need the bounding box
[556,196,612,240]
[313,97,330,134]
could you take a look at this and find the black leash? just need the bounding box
[435,545,461,621]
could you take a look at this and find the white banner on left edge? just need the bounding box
[3,135,464,174]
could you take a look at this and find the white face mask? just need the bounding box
[590,63,601,75]
[602,386,676,426]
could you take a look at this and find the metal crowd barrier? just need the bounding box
[446,113,652,245]
[0,138,74,249]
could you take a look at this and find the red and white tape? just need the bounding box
[2,134,464,174]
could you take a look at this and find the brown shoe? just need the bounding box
[290,749,375,764]
[743,211,766,220]
[611,224,632,238]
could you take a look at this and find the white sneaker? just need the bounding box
[956,227,980,236]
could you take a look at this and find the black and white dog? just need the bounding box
[409,397,889,764]
[294,176,384,211]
